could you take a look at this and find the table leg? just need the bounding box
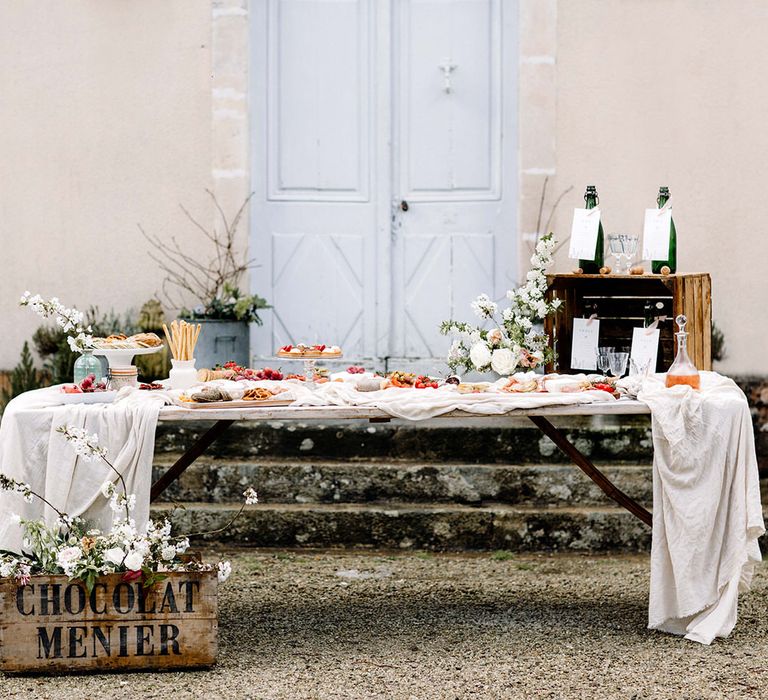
[528,415,652,527]
[150,420,235,502]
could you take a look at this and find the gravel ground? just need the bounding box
[2,549,767,700]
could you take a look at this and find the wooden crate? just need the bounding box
[544,273,712,373]
[0,571,217,673]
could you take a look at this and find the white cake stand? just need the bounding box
[92,346,165,369]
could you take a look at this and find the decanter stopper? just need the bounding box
[675,314,687,333]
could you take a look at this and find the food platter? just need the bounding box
[57,390,118,404]
[181,399,295,410]
[92,346,164,369]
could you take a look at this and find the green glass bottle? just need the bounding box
[651,186,677,273]
[579,185,604,273]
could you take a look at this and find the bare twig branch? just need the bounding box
[140,191,259,312]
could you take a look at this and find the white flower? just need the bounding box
[491,348,518,376]
[56,546,82,572]
[0,559,16,578]
[487,328,503,346]
[123,550,144,571]
[175,537,190,554]
[469,342,492,370]
[57,426,107,461]
[161,545,177,561]
[243,488,259,505]
[447,340,463,362]
[217,560,232,583]
[100,481,115,499]
[104,547,126,567]
[470,294,497,319]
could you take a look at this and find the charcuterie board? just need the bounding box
[180,399,295,410]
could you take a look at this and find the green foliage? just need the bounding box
[0,342,47,412]
[712,321,726,363]
[134,299,170,381]
[182,282,270,325]
[490,550,516,561]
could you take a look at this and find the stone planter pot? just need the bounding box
[193,319,250,369]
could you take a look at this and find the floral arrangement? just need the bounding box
[439,233,561,375]
[20,292,93,352]
[0,425,257,591]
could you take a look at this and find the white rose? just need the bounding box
[161,545,177,561]
[469,342,492,370]
[104,547,126,567]
[487,328,502,346]
[56,546,82,569]
[490,348,518,376]
[123,550,144,571]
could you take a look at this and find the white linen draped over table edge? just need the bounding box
[0,387,164,553]
[639,371,765,645]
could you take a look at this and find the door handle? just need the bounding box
[400,200,409,212]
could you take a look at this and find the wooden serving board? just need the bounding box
[181,399,295,409]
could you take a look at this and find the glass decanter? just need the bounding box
[665,314,700,389]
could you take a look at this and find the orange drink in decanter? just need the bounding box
[665,314,701,390]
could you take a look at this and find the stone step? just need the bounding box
[152,459,654,507]
[151,501,652,552]
[155,415,654,465]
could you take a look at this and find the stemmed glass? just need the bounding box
[595,346,615,376]
[608,349,630,378]
[607,234,639,274]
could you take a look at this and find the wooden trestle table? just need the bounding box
[152,400,654,527]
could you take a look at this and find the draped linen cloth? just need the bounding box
[639,372,764,644]
[0,387,163,553]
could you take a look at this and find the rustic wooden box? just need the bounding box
[0,571,217,673]
[544,273,712,373]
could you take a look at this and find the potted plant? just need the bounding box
[140,190,269,368]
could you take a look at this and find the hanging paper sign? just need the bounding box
[642,208,672,260]
[569,208,601,260]
[630,326,660,374]
[571,317,600,370]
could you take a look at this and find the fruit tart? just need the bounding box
[277,343,342,359]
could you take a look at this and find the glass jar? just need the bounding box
[107,367,139,391]
[74,350,104,385]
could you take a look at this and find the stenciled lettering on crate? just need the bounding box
[0,572,217,673]
[544,273,712,374]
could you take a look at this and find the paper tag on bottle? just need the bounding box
[571,318,600,370]
[569,208,601,260]
[630,326,660,373]
[642,208,672,260]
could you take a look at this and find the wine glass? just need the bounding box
[608,351,630,378]
[607,234,639,274]
[595,346,615,376]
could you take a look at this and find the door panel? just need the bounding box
[398,0,500,199]
[268,0,370,200]
[390,0,516,368]
[251,0,378,361]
